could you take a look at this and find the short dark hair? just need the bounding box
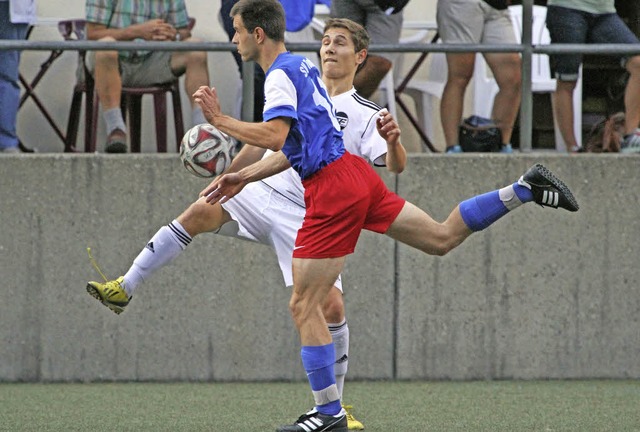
[230,0,286,43]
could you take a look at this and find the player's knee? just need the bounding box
[178,200,221,235]
[288,294,306,326]
[423,231,459,257]
[322,293,345,323]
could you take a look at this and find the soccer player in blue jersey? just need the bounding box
[192,1,578,431]
[86,15,405,430]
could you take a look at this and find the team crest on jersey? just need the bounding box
[335,111,349,130]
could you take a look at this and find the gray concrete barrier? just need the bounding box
[1,154,638,382]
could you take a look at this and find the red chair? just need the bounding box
[61,19,194,153]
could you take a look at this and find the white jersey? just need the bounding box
[261,87,388,207]
[218,87,389,288]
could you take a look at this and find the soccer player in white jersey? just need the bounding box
[86,16,405,431]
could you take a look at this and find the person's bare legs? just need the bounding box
[291,257,345,345]
[385,202,473,255]
[177,197,231,237]
[93,37,122,111]
[290,257,346,416]
[623,55,640,134]
[322,287,345,324]
[441,52,475,150]
[171,38,210,107]
[551,80,579,152]
[485,52,521,146]
[118,198,231,297]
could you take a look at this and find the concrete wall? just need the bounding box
[1,154,638,382]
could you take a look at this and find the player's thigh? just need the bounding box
[217,182,274,243]
[269,199,305,287]
[292,256,346,305]
[178,197,231,236]
[385,201,469,255]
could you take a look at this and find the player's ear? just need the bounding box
[254,26,266,43]
[355,49,367,66]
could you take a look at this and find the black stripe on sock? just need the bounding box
[169,222,192,246]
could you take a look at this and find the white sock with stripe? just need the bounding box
[123,220,192,296]
[328,319,349,399]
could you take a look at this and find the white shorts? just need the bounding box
[218,181,343,290]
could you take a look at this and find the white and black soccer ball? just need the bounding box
[180,123,233,178]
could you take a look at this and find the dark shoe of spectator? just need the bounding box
[105,129,127,153]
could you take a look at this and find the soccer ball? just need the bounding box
[180,123,233,178]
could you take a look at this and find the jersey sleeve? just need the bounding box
[263,69,298,122]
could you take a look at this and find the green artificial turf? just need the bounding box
[0,380,638,431]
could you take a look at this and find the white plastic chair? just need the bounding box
[473,5,583,150]
[402,47,448,147]
[375,27,435,119]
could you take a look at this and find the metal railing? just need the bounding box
[2,0,640,152]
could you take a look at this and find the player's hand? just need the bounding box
[376,108,401,146]
[193,86,222,126]
[201,173,247,205]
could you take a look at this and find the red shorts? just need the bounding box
[294,152,406,259]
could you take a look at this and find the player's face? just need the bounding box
[320,27,366,80]
[232,16,258,62]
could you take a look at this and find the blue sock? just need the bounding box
[513,182,533,202]
[301,344,341,415]
[460,191,507,231]
[459,183,533,231]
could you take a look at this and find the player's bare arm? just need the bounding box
[202,151,291,204]
[193,86,290,151]
[223,143,267,174]
[196,144,267,199]
[376,108,406,173]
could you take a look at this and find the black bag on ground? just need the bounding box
[459,115,503,152]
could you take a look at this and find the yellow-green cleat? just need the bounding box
[86,276,130,315]
[343,405,364,430]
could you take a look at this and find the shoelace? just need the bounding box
[342,405,356,421]
[87,247,109,283]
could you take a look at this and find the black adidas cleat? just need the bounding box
[518,163,579,212]
[276,408,347,432]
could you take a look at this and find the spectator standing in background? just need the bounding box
[330,0,408,98]
[546,0,640,153]
[0,0,35,153]
[437,0,520,153]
